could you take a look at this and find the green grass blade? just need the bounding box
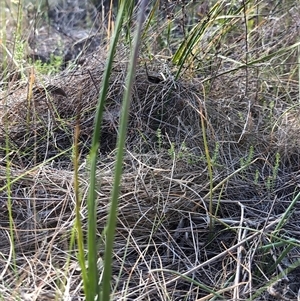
[247,258,300,301]
[100,1,147,300]
[73,113,89,293]
[274,191,300,233]
[172,1,223,79]
[0,148,72,193]
[86,0,135,299]
[86,0,127,299]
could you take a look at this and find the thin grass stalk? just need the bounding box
[150,269,224,299]
[199,102,214,232]
[1,0,7,73]
[62,224,77,298]
[247,258,300,301]
[11,0,23,74]
[150,219,279,297]
[141,0,159,41]
[86,1,127,299]
[274,191,300,233]
[106,0,114,45]
[0,148,72,193]
[73,93,88,294]
[257,239,298,251]
[6,152,16,271]
[172,1,223,79]
[3,1,19,272]
[100,1,147,300]
[203,40,300,83]
[268,243,294,273]
[298,42,300,103]
[111,232,131,297]
[123,0,135,44]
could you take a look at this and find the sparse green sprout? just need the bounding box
[238,111,244,121]
[240,145,254,168]
[266,153,280,193]
[168,142,175,159]
[33,54,63,75]
[254,169,260,185]
[177,141,187,159]
[211,142,220,166]
[269,100,275,117]
[271,152,280,189]
[156,128,162,150]
[266,175,272,192]
[13,36,26,65]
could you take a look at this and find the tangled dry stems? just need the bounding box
[1,2,300,301]
[1,51,300,300]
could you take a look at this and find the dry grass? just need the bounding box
[1,1,300,300]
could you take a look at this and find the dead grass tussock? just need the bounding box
[1,53,300,300]
[1,54,300,300]
[1,3,300,301]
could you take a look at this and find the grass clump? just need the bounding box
[32,54,64,75]
[1,0,300,300]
